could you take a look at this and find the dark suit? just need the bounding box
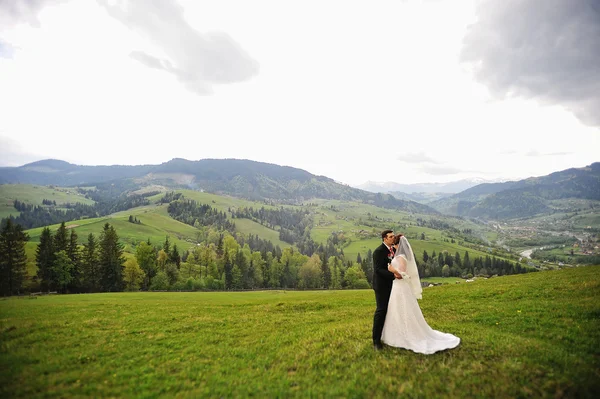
[372,242,397,345]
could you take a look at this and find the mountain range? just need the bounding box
[355,178,505,194]
[428,162,600,219]
[1,159,598,221]
[0,159,437,214]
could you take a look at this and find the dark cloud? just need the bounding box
[461,0,600,127]
[98,0,259,95]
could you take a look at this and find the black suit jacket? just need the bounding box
[372,243,397,293]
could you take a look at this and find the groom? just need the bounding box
[372,229,402,350]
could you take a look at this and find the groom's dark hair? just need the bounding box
[381,230,393,240]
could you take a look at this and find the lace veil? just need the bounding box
[396,236,423,299]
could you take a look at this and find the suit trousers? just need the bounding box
[372,284,392,344]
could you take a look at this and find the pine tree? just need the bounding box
[82,233,100,292]
[52,250,73,293]
[67,229,81,292]
[163,236,171,254]
[216,234,224,258]
[231,265,242,289]
[224,254,233,289]
[454,251,462,268]
[136,241,157,290]
[54,222,68,253]
[444,253,454,267]
[463,251,471,273]
[331,257,341,289]
[170,244,181,269]
[0,219,29,296]
[321,254,331,289]
[98,223,125,292]
[36,227,55,291]
[234,249,248,288]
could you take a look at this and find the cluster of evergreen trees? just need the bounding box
[128,215,141,224]
[232,206,310,238]
[230,205,321,256]
[13,200,34,211]
[4,202,97,229]
[1,218,535,296]
[0,219,28,296]
[416,249,532,278]
[35,222,126,293]
[175,233,369,291]
[167,199,234,231]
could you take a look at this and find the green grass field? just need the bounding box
[1,266,598,398]
[421,277,464,284]
[25,205,199,251]
[0,184,95,219]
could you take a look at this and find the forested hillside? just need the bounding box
[0,158,437,214]
[430,162,600,219]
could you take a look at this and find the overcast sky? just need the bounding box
[0,0,598,185]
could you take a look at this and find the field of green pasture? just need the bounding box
[1,266,598,398]
[0,184,95,219]
[12,184,515,280]
[305,199,500,263]
[156,191,491,264]
[420,277,464,284]
[504,200,600,234]
[25,204,197,251]
[21,201,292,278]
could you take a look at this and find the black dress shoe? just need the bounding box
[373,342,384,351]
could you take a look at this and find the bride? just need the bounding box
[381,234,460,354]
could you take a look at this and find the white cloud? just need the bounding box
[97,0,259,95]
[0,0,597,186]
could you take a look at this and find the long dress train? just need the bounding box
[381,253,460,354]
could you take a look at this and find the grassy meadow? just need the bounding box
[0,184,95,219]
[1,266,599,398]
[12,185,508,281]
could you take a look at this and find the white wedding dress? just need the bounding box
[381,238,460,354]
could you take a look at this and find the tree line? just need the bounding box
[0,218,373,295]
[1,215,535,296]
[167,199,234,231]
[231,205,321,256]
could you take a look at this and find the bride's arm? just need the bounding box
[397,256,408,273]
[387,263,401,278]
[388,257,404,279]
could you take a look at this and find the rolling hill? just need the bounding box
[429,162,600,219]
[0,158,438,214]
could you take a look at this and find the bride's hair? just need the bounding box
[393,233,404,245]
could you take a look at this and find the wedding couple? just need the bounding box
[372,230,460,353]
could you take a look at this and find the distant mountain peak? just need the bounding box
[355,178,506,194]
[20,159,75,169]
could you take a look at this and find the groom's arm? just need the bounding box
[373,248,396,280]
